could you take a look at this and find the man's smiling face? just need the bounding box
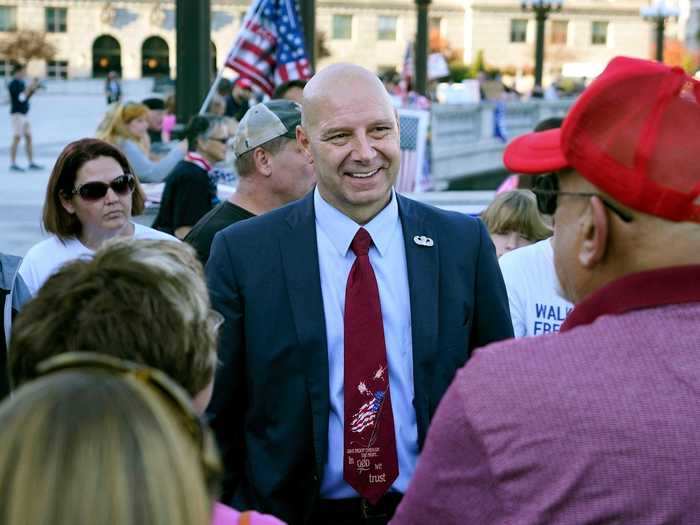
[298,67,400,224]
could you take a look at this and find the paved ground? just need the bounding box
[0,83,154,257]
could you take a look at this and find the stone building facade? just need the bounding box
[0,0,463,79]
[466,0,678,83]
[0,0,687,82]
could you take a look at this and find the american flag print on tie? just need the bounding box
[224,0,313,96]
[349,368,388,439]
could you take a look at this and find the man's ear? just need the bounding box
[253,147,272,177]
[296,125,314,164]
[578,196,609,268]
[59,191,76,215]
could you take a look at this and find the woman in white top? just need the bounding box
[19,138,176,297]
[96,102,186,183]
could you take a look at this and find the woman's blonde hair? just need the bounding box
[481,190,552,242]
[96,102,150,151]
[0,367,218,525]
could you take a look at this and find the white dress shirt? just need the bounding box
[314,187,418,498]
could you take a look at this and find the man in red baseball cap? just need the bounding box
[392,56,700,524]
[227,77,254,121]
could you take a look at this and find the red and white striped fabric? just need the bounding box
[396,149,419,193]
[224,0,312,96]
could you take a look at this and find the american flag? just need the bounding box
[350,390,384,434]
[395,113,420,193]
[224,0,313,96]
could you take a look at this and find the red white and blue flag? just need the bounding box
[225,0,313,95]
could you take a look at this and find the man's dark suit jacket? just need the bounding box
[206,191,513,524]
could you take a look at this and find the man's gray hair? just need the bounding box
[185,114,226,152]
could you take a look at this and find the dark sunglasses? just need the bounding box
[69,174,135,201]
[533,174,633,223]
[36,351,222,489]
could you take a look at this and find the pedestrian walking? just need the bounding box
[104,70,122,105]
[8,64,42,172]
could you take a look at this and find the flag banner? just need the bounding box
[225,0,313,95]
[395,108,430,193]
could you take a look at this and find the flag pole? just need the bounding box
[198,66,225,115]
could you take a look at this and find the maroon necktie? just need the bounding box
[343,227,398,504]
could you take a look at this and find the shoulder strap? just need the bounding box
[238,511,252,525]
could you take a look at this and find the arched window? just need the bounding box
[92,35,121,78]
[141,36,170,77]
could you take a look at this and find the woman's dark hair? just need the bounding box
[184,114,225,152]
[42,138,145,239]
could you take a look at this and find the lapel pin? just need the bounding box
[413,235,434,247]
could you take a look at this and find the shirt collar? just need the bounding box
[313,187,400,257]
[185,152,212,172]
[561,265,700,332]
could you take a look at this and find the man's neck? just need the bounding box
[228,180,281,216]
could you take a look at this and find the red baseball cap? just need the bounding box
[504,56,700,223]
[235,77,253,89]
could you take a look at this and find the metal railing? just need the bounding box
[431,99,574,187]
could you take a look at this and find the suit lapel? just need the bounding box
[279,192,329,476]
[397,195,439,445]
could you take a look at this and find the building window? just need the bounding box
[142,36,170,77]
[377,16,397,41]
[510,19,527,43]
[551,20,568,45]
[47,60,68,79]
[46,7,67,33]
[591,21,608,45]
[0,6,17,32]
[332,14,352,40]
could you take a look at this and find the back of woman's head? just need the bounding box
[0,364,218,525]
[9,239,217,396]
[481,189,552,242]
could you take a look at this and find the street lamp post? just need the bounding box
[641,0,680,62]
[175,0,210,124]
[521,0,562,90]
[415,0,431,96]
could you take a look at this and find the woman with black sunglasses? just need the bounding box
[17,138,177,299]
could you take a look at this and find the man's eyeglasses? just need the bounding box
[533,174,633,223]
[70,174,136,201]
[36,352,222,489]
